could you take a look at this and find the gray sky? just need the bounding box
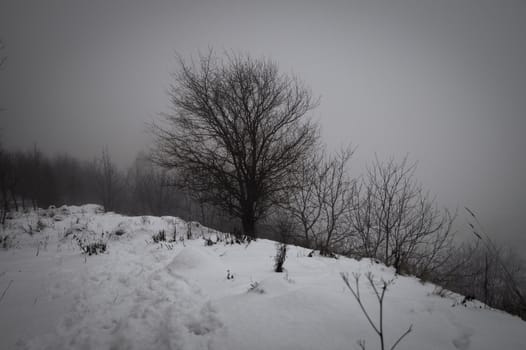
[1,0,525,248]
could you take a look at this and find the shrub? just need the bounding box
[248,281,264,294]
[113,228,126,236]
[78,240,107,256]
[36,218,47,232]
[274,243,287,273]
[1,234,15,250]
[152,230,166,243]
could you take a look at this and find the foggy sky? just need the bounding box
[1,0,525,249]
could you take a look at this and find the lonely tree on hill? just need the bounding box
[152,52,318,237]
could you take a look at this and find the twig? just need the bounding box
[341,272,412,350]
[0,279,13,303]
[390,324,413,350]
[341,273,381,335]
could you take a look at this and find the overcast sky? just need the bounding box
[1,0,525,248]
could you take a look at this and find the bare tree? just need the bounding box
[0,39,6,70]
[14,144,57,209]
[282,146,356,254]
[349,156,455,275]
[95,147,122,212]
[0,145,15,224]
[281,149,324,247]
[0,39,6,113]
[464,208,526,317]
[51,153,85,205]
[152,51,318,237]
[316,148,356,255]
[129,154,170,216]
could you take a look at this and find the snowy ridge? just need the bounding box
[0,205,525,350]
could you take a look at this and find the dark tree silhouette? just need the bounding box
[95,147,121,212]
[0,146,16,224]
[350,156,454,275]
[282,146,356,254]
[152,51,318,237]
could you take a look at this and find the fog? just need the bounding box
[1,0,525,248]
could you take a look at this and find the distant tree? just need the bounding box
[128,153,173,216]
[95,147,122,212]
[27,145,43,209]
[463,208,526,317]
[0,39,6,70]
[0,145,16,223]
[0,39,6,113]
[51,154,82,205]
[15,144,52,209]
[152,51,319,237]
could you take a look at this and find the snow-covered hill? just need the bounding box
[0,205,524,350]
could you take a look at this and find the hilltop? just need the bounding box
[0,205,524,350]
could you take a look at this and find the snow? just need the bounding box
[0,205,525,350]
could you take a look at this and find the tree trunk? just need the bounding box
[241,212,256,238]
[10,188,18,212]
[1,185,8,225]
[484,252,489,306]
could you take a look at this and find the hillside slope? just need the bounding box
[0,205,524,350]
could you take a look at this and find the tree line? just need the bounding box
[0,144,231,230]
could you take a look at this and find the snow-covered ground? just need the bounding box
[0,205,525,350]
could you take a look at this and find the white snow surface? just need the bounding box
[0,205,525,350]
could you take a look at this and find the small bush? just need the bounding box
[113,228,126,236]
[152,230,166,243]
[36,218,47,232]
[431,286,452,298]
[274,243,287,273]
[1,234,15,250]
[141,216,150,225]
[225,231,252,245]
[203,237,215,246]
[248,281,264,294]
[78,240,107,256]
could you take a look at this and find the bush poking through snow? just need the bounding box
[341,272,412,350]
[1,234,15,250]
[78,240,107,256]
[248,281,264,294]
[203,237,215,246]
[152,230,166,243]
[224,232,252,245]
[274,243,287,273]
[36,218,47,232]
[431,286,452,299]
